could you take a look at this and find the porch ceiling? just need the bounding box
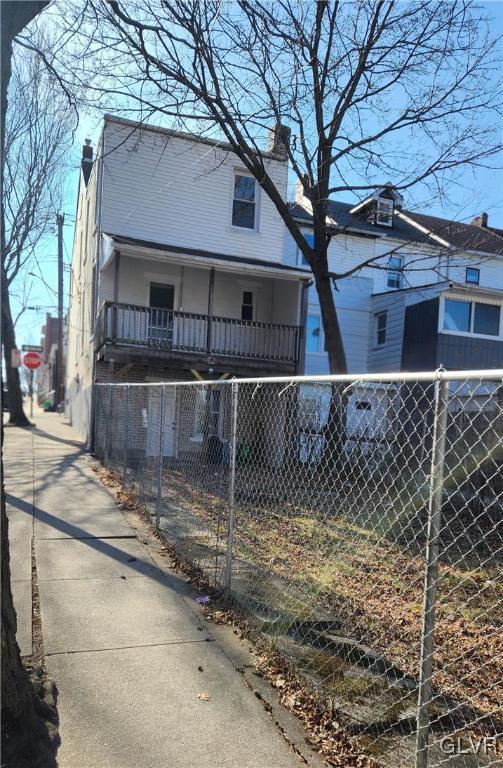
[103,233,309,281]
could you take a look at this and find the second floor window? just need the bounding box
[306,315,322,353]
[465,267,480,285]
[241,291,254,321]
[298,231,314,267]
[375,311,387,345]
[232,173,256,229]
[387,256,402,289]
[443,298,501,336]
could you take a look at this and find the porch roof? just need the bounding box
[372,280,503,300]
[104,233,309,280]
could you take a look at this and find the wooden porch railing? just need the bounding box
[95,302,300,364]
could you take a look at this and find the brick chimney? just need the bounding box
[81,139,93,186]
[267,123,291,159]
[471,212,488,228]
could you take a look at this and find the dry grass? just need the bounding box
[163,468,502,721]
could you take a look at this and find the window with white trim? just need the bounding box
[465,267,480,285]
[298,231,314,267]
[306,315,322,354]
[443,298,501,337]
[232,173,256,229]
[376,197,394,226]
[387,256,402,289]
[192,388,222,441]
[193,389,207,440]
[375,311,387,345]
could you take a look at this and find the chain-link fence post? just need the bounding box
[105,384,113,465]
[416,372,449,768]
[224,381,239,597]
[155,386,165,530]
[122,385,130,487]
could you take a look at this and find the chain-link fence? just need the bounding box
[94,370,503,767]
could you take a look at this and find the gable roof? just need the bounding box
[103,115,286,162]
[289,201,503,256]
[401,211,503,255]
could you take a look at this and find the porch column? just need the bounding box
[296,279,309,374]
[206,267,215,354]
[112,251,121,342]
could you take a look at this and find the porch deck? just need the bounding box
[95,301,302,373]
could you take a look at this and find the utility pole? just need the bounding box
[56,212,64,409]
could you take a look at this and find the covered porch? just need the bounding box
[95,234,308,375]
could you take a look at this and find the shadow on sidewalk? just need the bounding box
[7,494,190,595]
[30,427,86,451]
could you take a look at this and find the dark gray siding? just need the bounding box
[437,334,503,370]
[401,298,439,371]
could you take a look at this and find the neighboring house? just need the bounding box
[284,185,503,376]
[284,185,503,456]
[37,313,58,404]
[66,116,309,443]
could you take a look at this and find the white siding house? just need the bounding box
[286,187,503,377]
[66,117,308,443]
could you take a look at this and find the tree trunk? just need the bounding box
[310,256,347,375]
[310,249,349,471]
[1,5,56,766]
[1,274,30,427]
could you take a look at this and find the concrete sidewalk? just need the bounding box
[4,410,309,768]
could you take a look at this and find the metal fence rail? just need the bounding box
[95,369,503,768]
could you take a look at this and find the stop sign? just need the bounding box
[23,351,42,370]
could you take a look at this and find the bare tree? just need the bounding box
[46,0,501,373]
[2,38,75,426]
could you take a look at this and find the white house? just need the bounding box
[66,116,309,443]
[283,185,503,456]
[284,185,503,376]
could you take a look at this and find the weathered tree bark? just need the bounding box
[1,4,57,766]
[309,240,349,465]
[1,272,30,426]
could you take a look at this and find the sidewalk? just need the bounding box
[4,409,309,768]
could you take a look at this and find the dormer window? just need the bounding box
[349,185,402,227]
[376,196,394,227]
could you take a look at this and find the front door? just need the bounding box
[146,387,176,457]
[149,283,174,345]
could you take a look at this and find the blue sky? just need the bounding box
[11,0,503,350]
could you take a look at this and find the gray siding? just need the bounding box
[367,292,407,372]
[437,334,503,369]
[401,298,439,372]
